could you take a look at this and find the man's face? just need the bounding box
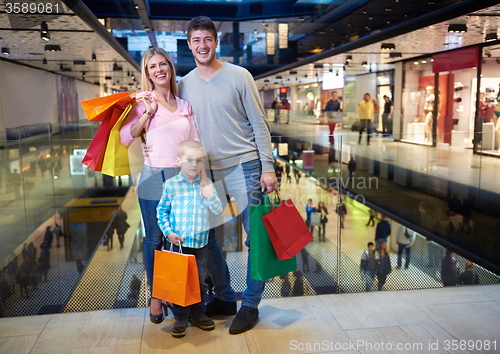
[176,148,205,181]
[332,92,337,100]
[368,245,375,252]
[364,94,370,102]
[187,29,218,66]
[384,96,389,102]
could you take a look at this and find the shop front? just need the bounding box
[400,44,500,156]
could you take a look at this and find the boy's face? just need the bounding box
[176,147,205,181]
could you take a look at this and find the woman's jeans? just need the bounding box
[206,159,265,309]
[138,166,178,295]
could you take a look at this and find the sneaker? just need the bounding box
[171,319,188,338]
[229,306,259,335]
[190,314,215,331]
[205,297,237,317]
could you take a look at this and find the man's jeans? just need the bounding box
[397,243,411,268]
[206,159,265,309]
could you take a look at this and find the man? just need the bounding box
[374,215,391,250]
[177,16,278,335]
[360,242,377,292]
[357,93,374,145]
[396,225,416,269]
[323,91,342,144]
[382,95,394,136]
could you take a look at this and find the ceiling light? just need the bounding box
[254,29,257,34]
[40,21,50,42]
[414,61,419,65]
[42,58,47,64]
[381,43,396,50]
[496,58,500,65]
[289,70,297,74]
[362,61,368,67]
[389,52,402,58]
[92,53,96,61]
[314,64,323,69]
[344,61,349,66]
[485,32,498,42]
[448,24,467,33]
[82,72,86,79]
[112,62,123,71]
[44,44,61,51]
[346,55,352,61]
[105,76,112,80]
[74,60,86,65]
[1,47,10,55]
[385,7,392,11]
[135,4,139,9]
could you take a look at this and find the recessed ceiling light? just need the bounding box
[2,47,10,55]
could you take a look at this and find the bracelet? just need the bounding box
[143,110,152,116]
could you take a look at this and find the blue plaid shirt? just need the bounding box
[157,172,223,249]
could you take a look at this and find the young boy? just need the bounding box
[156,139,223,338]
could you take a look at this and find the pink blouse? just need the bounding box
[120,93,199,168]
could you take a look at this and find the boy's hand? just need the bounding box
[142,143,153,158]
[201,183,215,199]
[167,233,183,245]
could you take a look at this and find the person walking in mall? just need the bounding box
[395,225,416,269]
[374,215,391,250]
[322,91,342,144]
[441,250,460,286]
[113,206,129,249]
[317,201,329,242]
[357,93,374,145]
[376,241,392,291]
[382,95,394,136]
[336,194,347,229]
[176,16,278,335]
[459,260,480,285]
[120,47,202,325]
[360,242,377,292]
[366,208,376,227]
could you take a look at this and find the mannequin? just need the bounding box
[494,86,500,151]
[423,86,435,141]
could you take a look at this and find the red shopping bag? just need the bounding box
[81,106,126,171]
[152,248,201,307]
[262,198,313,260]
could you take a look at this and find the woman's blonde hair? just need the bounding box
[140,47,177,95]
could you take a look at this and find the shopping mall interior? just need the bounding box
[1,0,500,353]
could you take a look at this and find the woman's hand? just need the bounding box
[143,92,158,115]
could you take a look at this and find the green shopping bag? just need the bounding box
[250,195,297,281]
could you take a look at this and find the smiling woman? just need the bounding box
[119,47,204,326]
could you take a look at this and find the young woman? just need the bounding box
[120,47,203,324]
[376,241,392,291]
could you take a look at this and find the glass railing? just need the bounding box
[0,120,499,318]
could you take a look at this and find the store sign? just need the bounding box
[432,46,479,73]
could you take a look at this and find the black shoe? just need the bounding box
[229,306,259,335]
[171,319,188,338]
[149,298,164,324]
[205,297,237,317]
[190,314,215,331]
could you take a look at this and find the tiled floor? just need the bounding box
[2,284,500,354]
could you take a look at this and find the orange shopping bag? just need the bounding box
[81,92,134,122]
[152,246,201,307]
